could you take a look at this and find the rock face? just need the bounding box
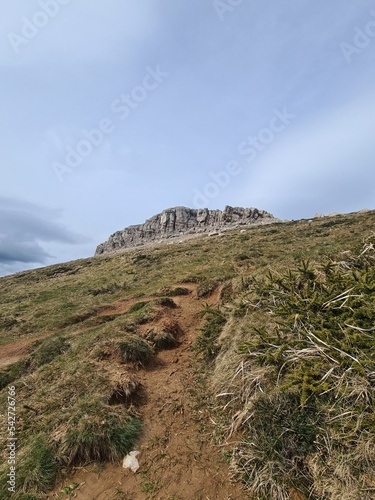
[95,206,277,256]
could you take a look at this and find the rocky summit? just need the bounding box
[95,205,278,255]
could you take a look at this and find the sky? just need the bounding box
[0,0,374,276]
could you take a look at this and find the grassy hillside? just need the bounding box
[0,210,374,499]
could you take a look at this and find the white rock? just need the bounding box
[123,451,140,473]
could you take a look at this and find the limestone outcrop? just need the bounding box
[95,206,277,255]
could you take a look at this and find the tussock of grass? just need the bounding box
[153,330,176,349]
[154,297,177,308]
[131,253,157,265]
[118,334,154,365]
[307,433,375,499]
[107,376,141,405]
[0,315,18,330]
[89,281,129,296]
[91,334,155,365]
[127,301,150,313]
[58,398,142,466]
[145,329,177,350]
[126,301,155,324]
[0,329,146,496]
[197,278,222,298]
[43,264,82,277]
[18,434,57,493]
[90,340,117,361]
[0,336,69,390]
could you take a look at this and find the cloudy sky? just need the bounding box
[0,0,374,276]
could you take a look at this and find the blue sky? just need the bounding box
[0,0,374,275]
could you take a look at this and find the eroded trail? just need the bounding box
[50,284,245,499]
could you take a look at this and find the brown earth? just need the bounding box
[0,285,306,499]
[0,286,309,500]
[0,331,54,369]
[37,284,246,499]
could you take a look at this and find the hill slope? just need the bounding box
[0,210,374,499]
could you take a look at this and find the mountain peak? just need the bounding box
[95,205,278,256]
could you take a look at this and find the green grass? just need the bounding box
[0,359,30,390]
[193,305,227,360]
[165,286,190,296]
[0,433,57,498]
[214,235,375,499]
[154,297,177,308]
[1,211,373,343]
[59,399,142,465]
[118,334,154,364]
[234,392,318,497]
[29,335,70,369]
[145,329,177,350]
[0,209,374,498]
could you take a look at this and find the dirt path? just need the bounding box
[0,331,54,369]
[50,284,246,499]
[0,297,150,370]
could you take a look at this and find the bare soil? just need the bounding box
[0,331,53,368]
[42,284,246,499]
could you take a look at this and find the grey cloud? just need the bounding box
[0,236,51,264]
[0,197,87,268]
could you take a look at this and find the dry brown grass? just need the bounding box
[0,209,374,498]
[212,234,375,499]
